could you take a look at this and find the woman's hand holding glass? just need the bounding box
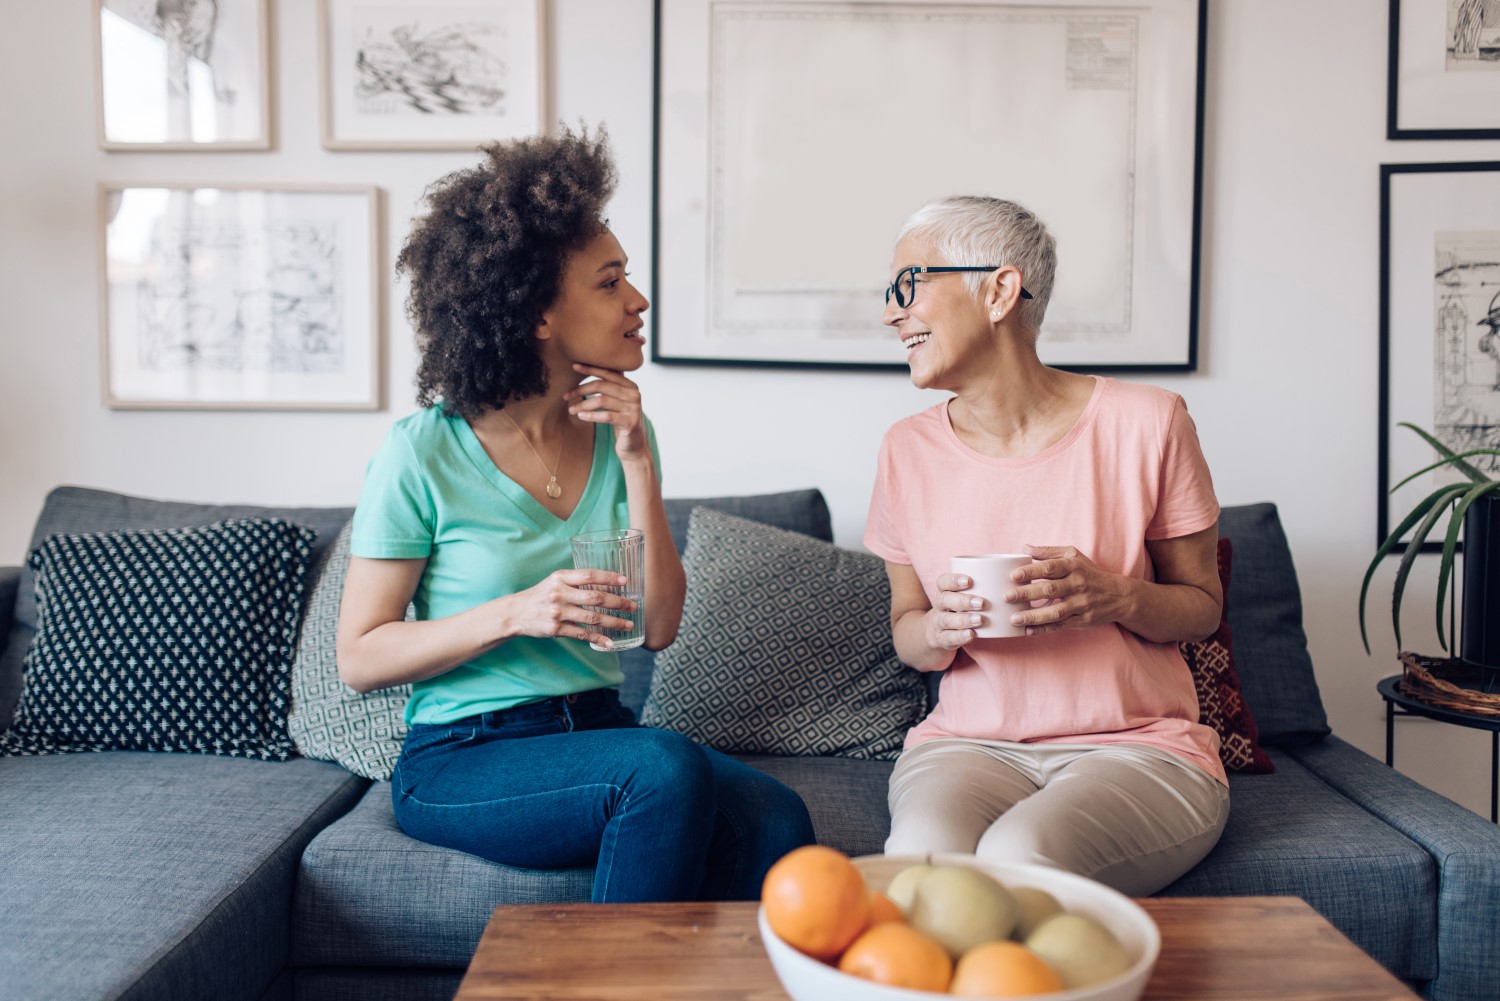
[511,568,640,651]
[1002,545,1129,636]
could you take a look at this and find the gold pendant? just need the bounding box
[546,477,562,499]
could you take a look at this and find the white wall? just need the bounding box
[3,1,1499,815]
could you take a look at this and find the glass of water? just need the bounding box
[569,528,645,651]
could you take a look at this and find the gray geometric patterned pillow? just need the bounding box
[287,521,411,780]
[641,508,926,760]
[0,519,314,760]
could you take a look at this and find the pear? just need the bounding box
[908,865,1020,958]
[1010,886,1064,940]
[1025,913,1133,988]
[884,863,934,913]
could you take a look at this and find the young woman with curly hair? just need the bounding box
[336,127,814,902]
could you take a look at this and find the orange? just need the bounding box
[869,891,905,926]
[837,922,953,992]
[761,846,871,960]
[950,940,1065,997]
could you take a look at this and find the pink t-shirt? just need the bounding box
[864,377,1226,785]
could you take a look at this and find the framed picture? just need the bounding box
[652,0,1206,371]
[94,0,272,150]
[1388,0,1500,140]
[1379,162,1500,549]
[100,183,383,410]
[319,0,546,151]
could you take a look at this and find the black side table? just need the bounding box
[1378,674,1500,823]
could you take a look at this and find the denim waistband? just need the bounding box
[409,687,625,734]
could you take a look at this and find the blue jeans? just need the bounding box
[391,688,816,903]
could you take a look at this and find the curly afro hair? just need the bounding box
[397,125,618,420]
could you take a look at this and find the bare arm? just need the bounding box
[566,364,686,651]
[335,555,640,694]
[1008,524,1223,643]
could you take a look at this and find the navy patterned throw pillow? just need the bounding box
[0,519,316,760]
[641,507,927,760]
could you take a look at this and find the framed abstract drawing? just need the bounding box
[94,0,272,150]
[652,0,1207,371]
[100,183,383,410]
[1379,162,1500,549]
[319,0,546,150]
[1388,0,1500,140]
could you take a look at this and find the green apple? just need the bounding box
[1025,913,1133,988]
[908,865,1020,958]
[884,863,934,913]
[1010,886,1064,940]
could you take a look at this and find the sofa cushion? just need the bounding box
[1179,537,1273,773]
[288,521,411,780]
[2,519,314,760]
[641,509,926,760]
[1160,749,1436,984]
[734,753,894,858]
[1216,503,1331,746]
[618,488,835,714]
[0,752,366,1001]
[13,486,352,632]
[294,783,593,968]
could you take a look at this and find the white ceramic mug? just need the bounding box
[949,553,1033,638]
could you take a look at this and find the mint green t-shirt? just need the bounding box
[349,405,660,724]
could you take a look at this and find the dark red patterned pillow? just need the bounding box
[1180,537,1274,773]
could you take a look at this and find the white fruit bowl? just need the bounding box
[758,854,1159,1001]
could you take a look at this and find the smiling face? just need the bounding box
[538,229,649,372]
[883,233,992,391]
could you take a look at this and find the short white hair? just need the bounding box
[897,196,1056,334]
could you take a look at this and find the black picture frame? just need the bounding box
[1378,161,1500,551]
[650,0,1207,373]
[1387,0,1500,141]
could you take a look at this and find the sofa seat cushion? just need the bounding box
[0,752,366,1001]
[294,783,593,968]
[1159,749,1436,985]
[294,752,897,968]
[735,753,893,858]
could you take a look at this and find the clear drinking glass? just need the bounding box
[569,528,646,651]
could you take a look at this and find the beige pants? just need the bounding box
[885,738,1229,897]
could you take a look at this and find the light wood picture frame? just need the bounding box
[95,0,273,151]
[652,0,1207,372]
[319,0,547,151]
[100,183,384,411]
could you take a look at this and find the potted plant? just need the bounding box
[1359,422,1500,668]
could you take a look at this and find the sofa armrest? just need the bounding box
[1290,736,1500,1001]
[0,564,18,647]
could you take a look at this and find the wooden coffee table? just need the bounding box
[453,896,1417,1000]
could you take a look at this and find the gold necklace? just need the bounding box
[501,409,565,499]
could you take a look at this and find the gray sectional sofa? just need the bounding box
[3,485,1499,1001]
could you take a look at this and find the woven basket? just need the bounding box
[1398,652,1500,717]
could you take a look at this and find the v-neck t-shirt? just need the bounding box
[863,377,1226,785]
[350,404,659,724]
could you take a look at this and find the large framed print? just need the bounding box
[1388,0,1500,140]
[653,0,1206,371]
[319,0,546,151]
[100,183,383,411]
[1379,162,1500,550]
[94,0,272,150]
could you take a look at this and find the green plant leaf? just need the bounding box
[1359,482,1470,653]
[1391,487,1469,650]
[1398,423,1489,483]
[1391,449,1500,493]
[1436,481,1500,650]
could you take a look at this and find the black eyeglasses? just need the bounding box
[884,266,1033,308]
